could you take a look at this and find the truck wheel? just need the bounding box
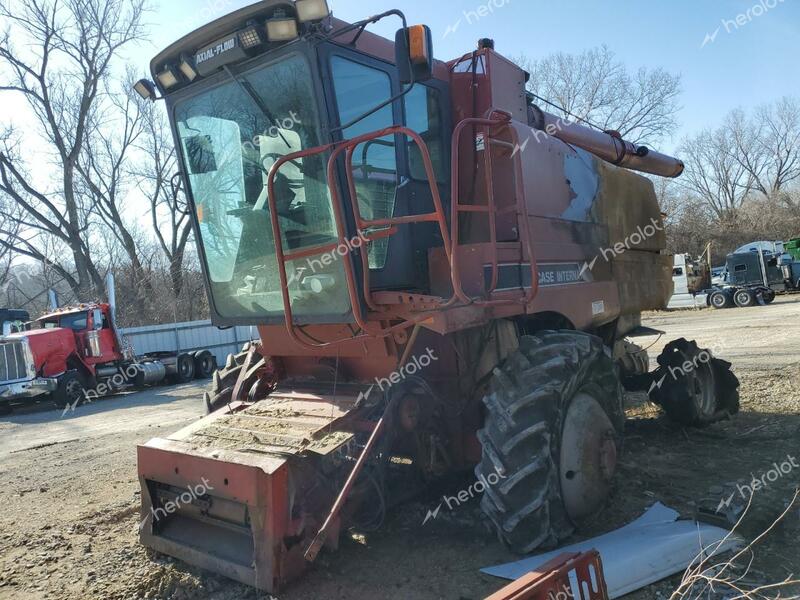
[476,331,623,553]
[52,371,86,410]
[709,291,732,309]
[193,351,216,379]
[759,289,776,305]
[169,353,195,384]
[733,289,756,308]
[649,339,740,427]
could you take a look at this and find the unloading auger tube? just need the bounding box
[528,104,685,178]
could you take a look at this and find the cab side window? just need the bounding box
[405,85,446,183]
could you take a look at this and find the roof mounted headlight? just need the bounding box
[156,64,181,90]
[133,78,157,101]
[178,54,198,82]
[296,0,330,23]
[238,21,265,49]
[266,9,299,42]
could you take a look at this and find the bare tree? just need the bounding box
[679,127,756,225]
[76,74,155,311]
[516,46,682,145]
[130,84,194,300]
[729,97,800,202]
[0,0,147,300]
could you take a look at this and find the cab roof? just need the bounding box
[150,0,448,86]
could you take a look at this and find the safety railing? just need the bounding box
[265,115,539,348]
[267,126,455,349]
[449,111,539,306]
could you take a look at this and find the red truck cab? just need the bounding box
[0,303,124,409]
[36,303,125,369]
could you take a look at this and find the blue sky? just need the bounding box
[138,0,800,153]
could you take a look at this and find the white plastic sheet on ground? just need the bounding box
[481,503,745,599]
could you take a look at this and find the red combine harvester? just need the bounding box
[0,277,216,413]
[134,0,740,592]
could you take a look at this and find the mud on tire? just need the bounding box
[475,331,623,554]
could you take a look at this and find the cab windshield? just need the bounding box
[38,312,88,331]
[175,53,350,321]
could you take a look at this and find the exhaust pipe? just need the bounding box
[105,272,127,357]
[529,105,685,178]
[47,289,59,311]
[106,272,117,322]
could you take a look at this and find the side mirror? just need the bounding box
[1,323,10,337]
[395,25,434,85]
[93,308,104,330]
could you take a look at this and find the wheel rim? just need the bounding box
[202,356,214,375]
[65,379,83,403]
[712,294,725,307]
[689,361,716,417]
[559,392,618,522]
[736,291,751,306]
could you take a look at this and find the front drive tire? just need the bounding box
[52,371,87,410]
[476,331,624,554]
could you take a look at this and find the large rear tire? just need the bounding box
[476,331,623,554]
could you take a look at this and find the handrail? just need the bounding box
[266,126,455,349]
[265,115,539,348]
[449,112,539,306]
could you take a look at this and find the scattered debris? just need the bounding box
[482,503,744,599]
[484,551,609,600]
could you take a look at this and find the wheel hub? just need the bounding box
[559,392,618,522]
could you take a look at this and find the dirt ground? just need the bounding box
[1,298,799,600]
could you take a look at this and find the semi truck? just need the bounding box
[707,250,785,309]
[0,279,216,413]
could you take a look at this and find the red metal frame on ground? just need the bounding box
[484,550,609,600]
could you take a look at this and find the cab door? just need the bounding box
[325,49,451,294]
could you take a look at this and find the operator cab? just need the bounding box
[141,1,450,326]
